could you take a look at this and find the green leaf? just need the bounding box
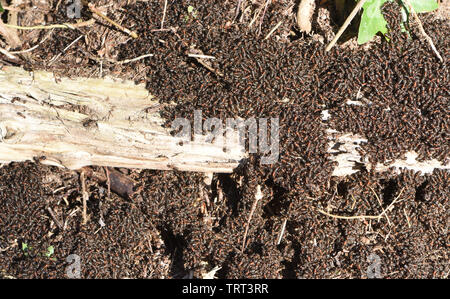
[403,0,438,13]
[45,246,54,257]
[0,3,4,13]
[358,0,389,44]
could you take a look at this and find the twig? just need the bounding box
[161,0,168,29]
[378,187,404,218]
[114,53,154,64]
[248,6,262,29]
[151,27,177,32]
[10,30,53,54]
[47,207,64,230]
[48,35,84,66]
[264,21,282,40]
[0,47,18,60]
[258,0,271,35]
[189,51,224,77]
[318,187,405,221]
[325,0,367,52]
[187,53,215,59]
[88,53,154,65]
[369,186,392,226]
[241,185,263,253]
[234,0,243,21]
[82,1,138,39]
[403,208,411,228]
[317,208,381,220]
[402,0,443,62]
[276,218,288,245]
[80,171,89,225]
[105,167,111,199]
[4,18,95,30]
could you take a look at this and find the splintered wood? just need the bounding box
[324,114,450,176]
[0,66,245,173]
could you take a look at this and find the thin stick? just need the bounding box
[378,187,404,218]
[248,6,262,29]
[83,1,138,39]
[4,18,95,30]
[105,167,111,199]
[234,0,243,21]
[114,53,154,64]
[47,207,64,230]
[0,47,18,60]
[187,53,215,59]
[191,55,224,77]
[317,208,382,220]
[325,0,367,52]
[402,0,443,62]
[403,208,411,228]
[241,185,263,252]
[258,0,271,35]
[276,218,288,245]
[161,0,168,29]
[264,21,282,40]
[10,30,53,54]
[88,53,154,65]
[81,171,88,225]
[48,35,84,66]
[369,186,392,226]
[318,187,405,221]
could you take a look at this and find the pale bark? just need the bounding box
[0,66,245,173]
[297,0,316,33]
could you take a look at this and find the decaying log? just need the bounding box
[323,106,449,176]
[0,66,245,173]
[297,0,316,33]
[326,129,450,176]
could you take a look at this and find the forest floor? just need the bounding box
[0,0,448,278]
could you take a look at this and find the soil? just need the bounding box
[0,0,448,278]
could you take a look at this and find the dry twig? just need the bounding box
[258,0,271,35]
[4,18,95,30]
[161,0,168,29]
[0,47,18,60]
[264,21,282,40]
[317,187,405,221]
[80,171,89,225]
[47,207,64,230]
[402,0,443,62]
[82,0,138,39]
[369,186,392,226]
[326,0,367,52]
[276,218,288,245]
[241,185,263,252]
[10,30,53,54]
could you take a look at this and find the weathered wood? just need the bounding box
[326,129,450,176]
[0,66,245,172]
[323,106,449,176]
[297,0,315,33]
